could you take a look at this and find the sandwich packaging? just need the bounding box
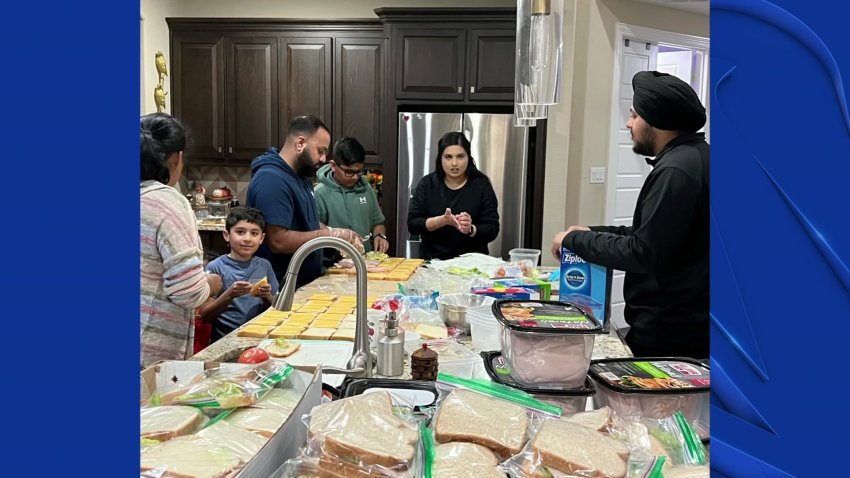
[141,360,322,477]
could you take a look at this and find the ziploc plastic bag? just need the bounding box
[501,416,631,478]
[150,361,293,409]
[141,421,267,478]
[422,424,507,478]
[431,373,560,461]
[298,391,423,477]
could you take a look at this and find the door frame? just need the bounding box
[605,23,709,225]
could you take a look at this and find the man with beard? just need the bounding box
[248,115,363,286]
[550,71,709,359]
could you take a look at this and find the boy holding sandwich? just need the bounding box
[200,207,279,343]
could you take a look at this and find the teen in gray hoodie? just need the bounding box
[314,137,388,254]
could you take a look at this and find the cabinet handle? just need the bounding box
[217,146,222,154]
[470,86,476,94]
[228,147,233,154]
[456,86,462,94]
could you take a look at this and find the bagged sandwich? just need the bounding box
[297,391,425,477]
[500,416,631,478]
[150,361,294,410]
[431,373,561,461]
[421,423,506,478]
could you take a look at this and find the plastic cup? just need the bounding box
[509,248,542,266]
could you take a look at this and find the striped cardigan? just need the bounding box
[140,180,210,368]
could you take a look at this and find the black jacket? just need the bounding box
[564,133,709,358]
[407,173,500,260]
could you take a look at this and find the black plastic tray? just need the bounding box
[338,378,438,412]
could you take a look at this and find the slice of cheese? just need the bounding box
[330,330,355,341]
[414,322,448,339]
[249,317,283,327]
[299,327,336,340]
[237,325,273,338]
[309,294,338,302]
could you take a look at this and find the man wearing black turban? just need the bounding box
[551,71,709,359]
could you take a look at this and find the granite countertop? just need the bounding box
[191,270,632,372]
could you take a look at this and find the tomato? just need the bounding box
[238,347,270,364]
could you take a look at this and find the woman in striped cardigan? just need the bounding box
[140,113,222,368]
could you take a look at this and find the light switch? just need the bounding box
[590,167,606,184]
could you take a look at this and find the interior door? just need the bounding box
[606,38,658,334]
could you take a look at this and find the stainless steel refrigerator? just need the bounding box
[397,112,530,259]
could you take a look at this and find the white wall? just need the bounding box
[139,0,515,114]
[539,0,708,266]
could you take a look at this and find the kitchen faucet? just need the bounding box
[273,236,372,378]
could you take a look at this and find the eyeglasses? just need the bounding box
[331,160,365,178]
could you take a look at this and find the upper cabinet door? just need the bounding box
[172,32,225,161]
[467,29,516,101]
[334,37,384,165]
[279,37,333,135]
[395,29,466,100]
[225,36,279,161]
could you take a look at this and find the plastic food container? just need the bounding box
[493,300,603,388]
[589,357,710,439]
[466,305,501,351]
[482,351,595,415]
[509,248,542,266]
[405,339,479,379]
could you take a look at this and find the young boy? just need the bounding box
[200,207,279,343]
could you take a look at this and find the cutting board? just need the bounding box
[258,339,353,387]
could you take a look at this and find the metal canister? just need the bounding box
[377,312,405,377]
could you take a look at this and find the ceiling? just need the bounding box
[628,0,710,16]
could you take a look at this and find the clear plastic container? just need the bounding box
[405,339,479,379]
[493,300,602,388]
[508,248,542,266]
[482,351,595,415]
[466,306,500,352]
[589,357,710,440]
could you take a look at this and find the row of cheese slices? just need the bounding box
[236,294,378,341]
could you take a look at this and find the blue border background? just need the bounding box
[712,0,850,475]
[1,2,138,474]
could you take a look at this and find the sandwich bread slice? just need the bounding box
[196,421,268,460]
[529,419,627,478]
[140,435,244,478]
[265,337,302,357]
[225,406,293,438]
[140,405,204,442]
[433,388,528,458]
[308,392,419,468]
[432,442,506,478]
[564,407,613,432]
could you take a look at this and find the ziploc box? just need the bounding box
[559,248,613,330]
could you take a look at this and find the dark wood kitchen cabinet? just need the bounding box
[168,20,384,166]
[333,37,384,165]
[171,30,277,164]
[391,25,515,102]
[279,37,332,137]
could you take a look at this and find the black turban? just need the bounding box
[632,71,706,132]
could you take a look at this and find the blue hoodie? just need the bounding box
[247,148,322,287]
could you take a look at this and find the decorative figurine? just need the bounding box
[154,84,168,113]
[154,51,169,113]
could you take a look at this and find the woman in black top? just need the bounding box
[407,132,500,260]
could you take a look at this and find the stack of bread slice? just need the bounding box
[431,442,506,478]
[306,392,419,476]
[433,389,529,459]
